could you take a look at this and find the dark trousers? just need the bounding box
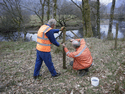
[34,50,57,76]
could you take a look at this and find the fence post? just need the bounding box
[62,27,67,69]
[115,23,118,49]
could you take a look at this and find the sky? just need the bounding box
[100,0,112,5]
[76,0,113,5]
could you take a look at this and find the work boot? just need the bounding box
[52,73,61,78]
[85,68,89,72]
[70,61,73,66]
[33,74,42,80]
[78,70,88,77]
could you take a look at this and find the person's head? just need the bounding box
[47,19,56,28]
[72,40,80,49]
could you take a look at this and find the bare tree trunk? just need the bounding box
[62,28,67,69]
[83,0,93,37]
[40,0,46,25]
[97,0,100,39]
[115,23,118,49]
[47,0,50,21]
[23,26,27,41]
[82,0,86,37]
[108,0,116,39]
[53,0,57,19]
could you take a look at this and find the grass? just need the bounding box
[0,38,125,94]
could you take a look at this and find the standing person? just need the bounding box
[62,39,93,76]
[33,19,64,79]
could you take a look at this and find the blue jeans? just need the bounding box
[33,50,57,76]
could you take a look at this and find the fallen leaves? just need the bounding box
[0,38,125,93]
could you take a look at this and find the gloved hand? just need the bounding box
[61,43,66,47]
[60,26,65,31]
[70,39,75,42]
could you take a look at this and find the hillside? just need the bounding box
[0,38,125,93]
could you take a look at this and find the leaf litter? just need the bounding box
[0,38,125,94]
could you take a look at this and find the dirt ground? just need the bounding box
[0,38,125,94]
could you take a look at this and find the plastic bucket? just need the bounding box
[91,77,99,86]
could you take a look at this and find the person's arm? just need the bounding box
[64,47,77,58]
[52,29,60,33]
[62,43,76,58]
[46,30,60,47]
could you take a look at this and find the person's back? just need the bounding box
[36,24,52,52]
[72,39,93,70]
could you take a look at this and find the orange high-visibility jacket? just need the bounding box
[64,39,93,70]
[36,25,52,52]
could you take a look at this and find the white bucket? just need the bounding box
[91,77,99,86]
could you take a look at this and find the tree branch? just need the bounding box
[71,0,82,11]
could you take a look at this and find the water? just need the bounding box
[0,24,124,41]
[26,30,82,41]
[26,32,37,41]
[27,24,124,41]
[100,25,124,39]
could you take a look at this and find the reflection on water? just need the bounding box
[100,25,124,39]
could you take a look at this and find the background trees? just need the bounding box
[0,0,30,41]
[0,0,125,41]
[116,4,125,22]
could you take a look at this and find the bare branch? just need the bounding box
[56,31,63,39]
[70,30,79,38]
[71,0,82,11]
[20,4,43,24]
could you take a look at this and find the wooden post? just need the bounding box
[115,23,118,49]
[62,27,67,69]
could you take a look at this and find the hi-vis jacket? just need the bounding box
[36,25,52,52]
[64,39,93,70]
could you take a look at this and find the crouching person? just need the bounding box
[62,38,93,77]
